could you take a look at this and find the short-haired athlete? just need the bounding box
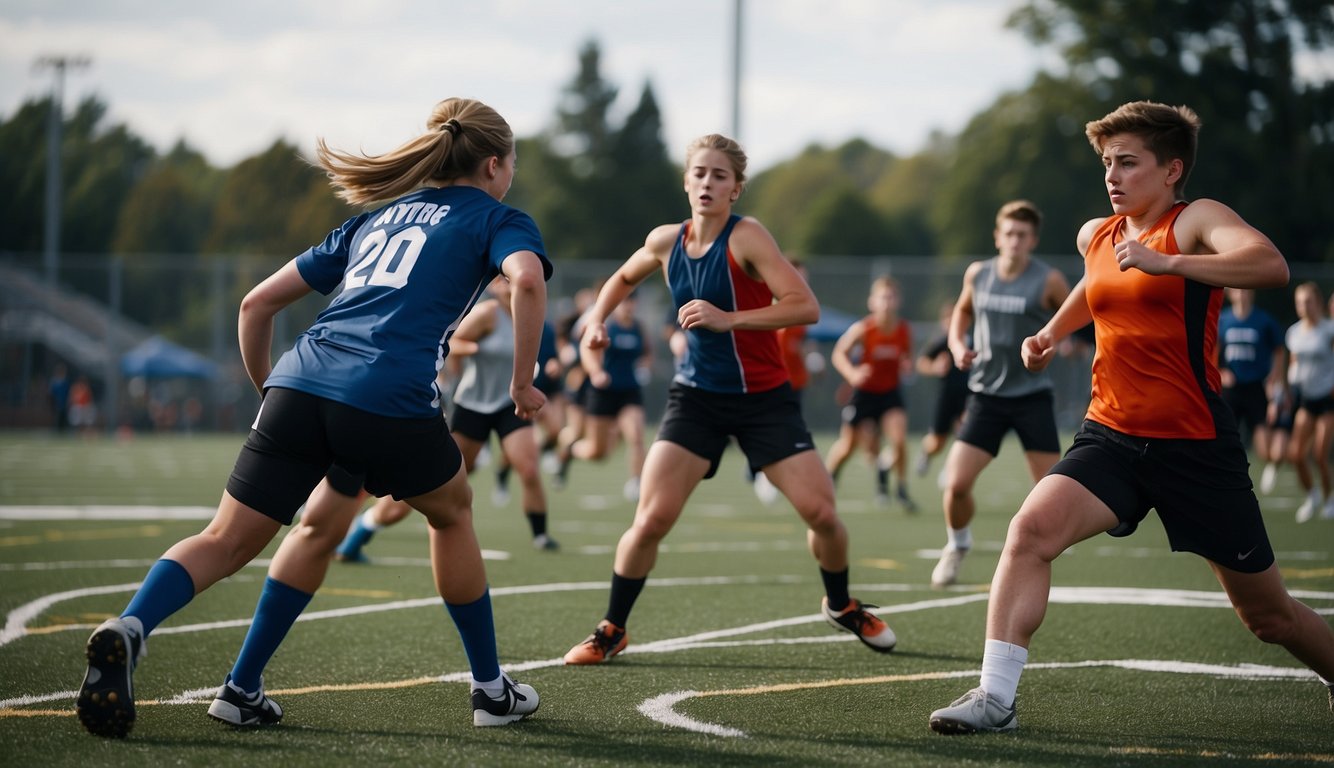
[930,100,1334,734]
[930,200,1070,588]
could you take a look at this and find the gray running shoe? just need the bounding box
[929,687,1017,734]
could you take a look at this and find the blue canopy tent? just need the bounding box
[121,336,219,380]
[806,305,859,342]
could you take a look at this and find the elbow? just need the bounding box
[795,297,820,326]
[1265,259,1291,290]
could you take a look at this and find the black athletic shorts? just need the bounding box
[930,380,970,437]
[841,388,904,426]
[585,386,643,417]
[450,402,529,442]
[1297,391,1334,417]
[1049,419,1274,573]
[957,390,1061,456]
[657,382,813,478]
[226,388,462,525]
[1222,380,1268,433]
[325,463,365,498]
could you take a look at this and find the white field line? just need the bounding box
[638,659,1320,738]
[3,584,1329,713]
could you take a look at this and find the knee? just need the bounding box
[630,509,675,543]
[1002,510,1062,562]
[798,498,840,535]
[288,518,346,552]
[1239,602,1299,646]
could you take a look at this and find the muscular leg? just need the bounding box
[942,441,992,532]
[985,474,1118,645]
[613,441,709,578]
[765,450,847,572]
[1210,561,1334,682]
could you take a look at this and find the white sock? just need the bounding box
[472,672,505,697]
[947,526,973,551]
[120,615,144,639]
[360,509,382,531]
[980,639,1028,708]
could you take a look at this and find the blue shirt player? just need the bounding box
[76,98,549,738]
[1218,287,1286,490]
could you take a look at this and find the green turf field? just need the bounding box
[1,431,1331,767]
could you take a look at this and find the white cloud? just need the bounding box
[0,1,1041,171]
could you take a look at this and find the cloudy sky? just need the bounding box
[1,1,1057,173]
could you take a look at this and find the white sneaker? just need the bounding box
[540,451,560,475]
[491,485,511,507]
[1322,497,1334,520]
[623,477,641,503]
[1297,489,1322,523]
[1259,463,1278,494]
[913,451,930,478]
[931,546,969,588]
[472,675,539,726]
[929,687,1017,734]
[752,472,779,506]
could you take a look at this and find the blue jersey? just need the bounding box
[266,186,550,418]
[533,321,560,392]
[602,317,646,391]
[667,215,787,394]
[1218,306,1284,385]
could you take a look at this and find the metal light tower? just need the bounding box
[35,54,90,286]
[730,0,743,141]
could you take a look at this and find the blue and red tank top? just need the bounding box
[666,215,788,394]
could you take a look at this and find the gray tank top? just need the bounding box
[969,257,1055,397]
[452,304,516,413]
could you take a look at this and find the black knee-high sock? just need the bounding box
[820,567,850,612]
[605,572,647,628]
[525,510,547,537]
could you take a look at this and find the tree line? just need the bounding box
[1,0,1330,340]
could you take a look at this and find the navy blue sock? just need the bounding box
[525,511,547,537]
[820,567,851,612]
[336,518,377,558]
[444,589,500,683]
[121,559,196,635]
[229,577,313,693]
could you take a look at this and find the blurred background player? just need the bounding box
[753,258,820,504]
[1283,281,1334,522]
[824,275,917,511]
[567,290,651,501]
[1217,287,1286,494]
[931,200,1070,588]
[914,299,969,482]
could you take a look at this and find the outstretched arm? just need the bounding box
[238,260,313,392]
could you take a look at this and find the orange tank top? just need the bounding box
[860,317,911,394]
[1084,202,1226,438]
[779,324,809,390]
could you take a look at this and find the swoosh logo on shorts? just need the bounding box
[1236,546,1258,560]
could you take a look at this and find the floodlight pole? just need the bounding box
[35,54,90,286]
[729,0,743,141]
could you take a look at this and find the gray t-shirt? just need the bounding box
[969,257,1056,397]
[452,304,516,413]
